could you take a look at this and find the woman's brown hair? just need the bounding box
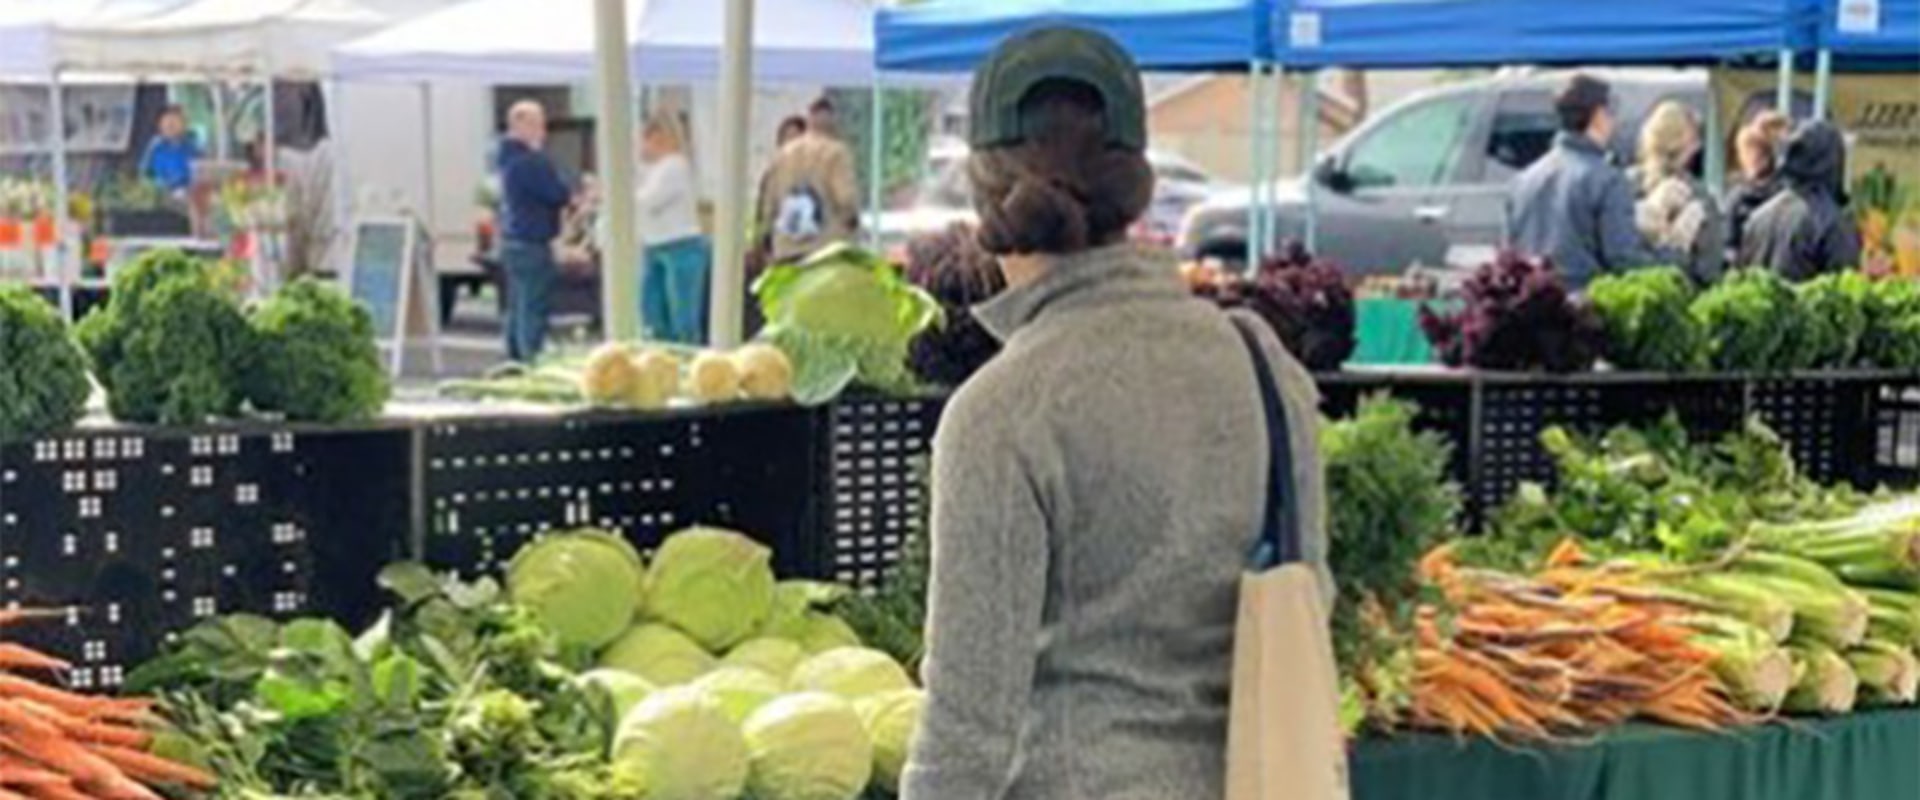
[968,79,1154,256]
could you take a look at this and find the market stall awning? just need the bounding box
[47,0,390,78]
[1270,0,1816,69]
[331,0,881,85]
[1818,0,1920,68]
[873,0,1274,74]
[0,0,166,79]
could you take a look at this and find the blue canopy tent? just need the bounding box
[873,0,1286,263]
[1810,0,1919,118]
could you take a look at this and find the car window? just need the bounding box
[1345,94,1477,190]
[1484,90,1559,181]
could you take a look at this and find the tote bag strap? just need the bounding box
[1230,318,1303,569]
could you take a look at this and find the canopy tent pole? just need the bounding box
[211,82,229,161]
[1776,48,1794,118]
[1264,65,1284,260]
[1244,62,1267,270]
[323,78,353,275]
[869,78,884,248]
[49,73,73,320]
[710,0,754,346]
[417,84,437,238]
[1703,69,1725,193]
[1812,48,1833,120]
[594,0,640,340]
[1301,69,1321,254]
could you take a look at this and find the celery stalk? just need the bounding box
[1784,645,1860,715]
[1847,640,1920,706]
[1862,589,1920,649]
[1687,616,1795,710]
[1736,571,1869,650]
[1666,573,1797,643]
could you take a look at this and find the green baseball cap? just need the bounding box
[968,26,1147,152]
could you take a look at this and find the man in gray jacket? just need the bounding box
[1508,74,1666,288]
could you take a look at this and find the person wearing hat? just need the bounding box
[903,27,1329,800]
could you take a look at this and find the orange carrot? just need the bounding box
[3,730,123,788]
[0,677,148,723]
[11,703,148,751]
[84,746,214,790]
[0,612,65,630]
[0,703,59,741]
[17,782,93,800]
[0,647,68,674]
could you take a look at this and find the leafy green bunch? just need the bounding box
[1791,271,1872,369]
[248,278,391,423]
[76,249,256,425]
[1689,268,1801,371]
[0,285,90,442]
[1587,266,1708,371]
[754,243,940,405]
[1859,277,1920,369]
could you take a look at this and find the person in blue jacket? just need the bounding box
[496,100,575,361]
[139,106,200,193]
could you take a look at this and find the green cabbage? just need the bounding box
[689,667,784,724]
[722,637,809,681]
[575,668,656,725]
[742,692,873,800]
[646,527,777,652]
[600,624,717,686]
[612,685,749,800]
[506,530,646,650]
[753,243,941,405]
[854,689,925,792]
[757,582,863,654]
[790,647,914,700]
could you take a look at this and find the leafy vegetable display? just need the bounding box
[0,284,90,442]
[1419,251,1603,372]
[134,526,925,799]
[1587,267,1707,371]
[76,250,257,425]
[247,278,391,423]
[1689,268,1800,371]
[754,244,941,405]
[1791,272,1871,369]
[1207,241,1357,371]
[1858,276,1920,369]
[902,223,1004,387]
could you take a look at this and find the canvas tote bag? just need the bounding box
[1224,321,1351,800]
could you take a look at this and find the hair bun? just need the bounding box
[978,174,1091,255]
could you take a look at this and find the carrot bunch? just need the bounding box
[0,610,216,799]
[1407,543,1758,741]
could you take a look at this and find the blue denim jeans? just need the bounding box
[642,235,712,345]
[501,239,556,361]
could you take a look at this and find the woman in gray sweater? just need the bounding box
[901,28,1330,800]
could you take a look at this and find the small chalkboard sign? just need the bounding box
[347,216,441,376]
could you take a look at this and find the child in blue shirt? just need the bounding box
[140,105,200,192]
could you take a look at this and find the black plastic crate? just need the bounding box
[0,425,409,680]
[419,404,824,579]
[819,394,946,588]
[1865,379,1920,488]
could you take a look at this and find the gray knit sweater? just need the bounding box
[900,244,1330,800]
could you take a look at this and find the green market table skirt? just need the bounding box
[1352,710,1920,800]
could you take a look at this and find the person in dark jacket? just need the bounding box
[1740,121,1862,280]
[1506,74,1667,288]
[1724,110,1790,258]
[496,100,574,361]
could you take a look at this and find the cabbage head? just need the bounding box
[613,686,749,800]
[758,582,863,654]
[753,243,941,405]
[742,692,873,800]
[507,529,646,650]
[722,637,809,681]
[689,667,784,724]
[855,689,926,792]
[646,527,777,652]
[791,647,914,700]
[600,624,716,686]
[576,668,656,725]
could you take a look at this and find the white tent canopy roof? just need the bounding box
[28,0,389,79]
[331,0,879,85]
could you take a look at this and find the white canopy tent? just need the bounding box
[52,0,387,80]
[330,0,874,85]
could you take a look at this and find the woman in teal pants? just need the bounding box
[636,111,711,344]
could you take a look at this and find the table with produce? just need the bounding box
[1,240,1920,799]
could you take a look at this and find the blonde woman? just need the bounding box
[1629,101,1725,284]
[635,110,710,343]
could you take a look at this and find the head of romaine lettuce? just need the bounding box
[506,529,645,650]
[742,692,873,800]
[613,685,749,800]
[646,527,777,652]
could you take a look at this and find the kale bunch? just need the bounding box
[0,285,91,442]
[902,223,1005,387]
[1419,250,1603,372]
[1858,276,1920,369]
[1218,240,1357,371]
[75,250,256,425]
[248,278,391,423]
[1792,271,1871,369]
[1587,266,1708,372]
[1689,268,1800,372]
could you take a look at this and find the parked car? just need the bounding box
[875,138,1231,250]
[1179,69,1711,275]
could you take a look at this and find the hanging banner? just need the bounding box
[0,84,137,156]
[1716,69,1920,275]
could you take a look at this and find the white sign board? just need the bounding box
[346,216,442,377]
[1838,0,1882,34]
